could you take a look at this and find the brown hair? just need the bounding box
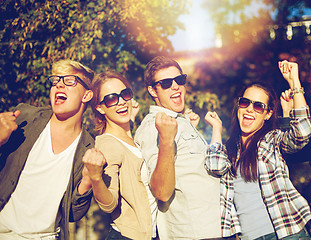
[144,56,183,87]
[91,70,131,134]
[226,82,278,182]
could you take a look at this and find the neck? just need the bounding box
[105,121,133,143]
[50,113,83,134]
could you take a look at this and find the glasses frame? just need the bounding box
[151,74,187,89]
[99,88,133,107]
[238,97,269,114]
[48,75,89,89]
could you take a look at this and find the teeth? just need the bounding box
[56,93,67,100]
[171,93,180,98]
[244,114,255,120]
[117,107,128,113]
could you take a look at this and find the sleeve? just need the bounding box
[95,135,123,213]
[205,142,232,177]
[280,106,311,154]
[134,116,159,183]
[70,130,95,222]
[70,187,93,221]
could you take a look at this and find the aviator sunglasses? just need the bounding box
[99,88,133,107]
[238,97,269,114]
[151,74,187,89]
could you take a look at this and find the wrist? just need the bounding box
[290,87,304,98]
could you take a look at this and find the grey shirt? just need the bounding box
[134,106,221,239]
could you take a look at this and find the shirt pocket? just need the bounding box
[258,140,275,165]
[179,131,206,154]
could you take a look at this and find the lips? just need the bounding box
[170,92,182,104]
[242,114,255,127]
[55,92,67,105]
[116,106,128,115]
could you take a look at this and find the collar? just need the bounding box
[149,105,186,119]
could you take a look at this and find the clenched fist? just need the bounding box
[0,110,21,146]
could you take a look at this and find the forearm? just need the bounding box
[210,126,222,144]
[290,77,307,109]
[150,141,175,202]
[91,179,114,206]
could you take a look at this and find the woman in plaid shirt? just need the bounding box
[205,60,311,240]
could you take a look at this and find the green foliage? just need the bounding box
[0,0,190,112]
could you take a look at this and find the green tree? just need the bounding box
[0,0,190,113]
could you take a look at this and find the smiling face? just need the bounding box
[49,70,92,120]
[148,66,186,113]
[95,78,132,129]
[238,86,273,143]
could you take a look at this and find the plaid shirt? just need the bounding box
[205,107,311,239]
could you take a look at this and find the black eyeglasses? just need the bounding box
[48,75,89,89]
[151,74,187,89]
[99,88,133,107]
[238,97,269,114]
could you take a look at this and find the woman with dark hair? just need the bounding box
[77,70,158,240]
[204,60,311,240]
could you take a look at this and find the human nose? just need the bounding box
[171,79,179,90]
[245,103,254,112]
[118,95,126,105]
[55,77,65,88]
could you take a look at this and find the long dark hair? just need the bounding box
[226,82,279,182]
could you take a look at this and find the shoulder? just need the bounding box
[135,113,156,134]
[14,103,51,114]
[95,134,125,153]
[95,134,129,165]
[81,127,95,148]
[14,103,52,125]
[258,129,283,150]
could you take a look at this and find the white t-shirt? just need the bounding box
[0,121,81,235]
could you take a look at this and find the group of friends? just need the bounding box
[0,56,310,240]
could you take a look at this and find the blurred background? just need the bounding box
[1,0,310,239]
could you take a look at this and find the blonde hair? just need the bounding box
[52,59,94,89]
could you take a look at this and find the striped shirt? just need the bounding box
[205,107,311,239]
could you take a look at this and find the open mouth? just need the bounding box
[242,114,255,127]
[55,92,67,104]
[170,92,182,104]
[116,107,128,115]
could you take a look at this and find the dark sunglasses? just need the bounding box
[48,75,89,89]
[238,97,269,114]
[151,74,187,89]
[99,88,133,107]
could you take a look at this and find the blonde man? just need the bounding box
[0,60,94,240]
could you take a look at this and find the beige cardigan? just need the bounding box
[95,134,152,240]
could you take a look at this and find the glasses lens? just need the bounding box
[121,88,133,101]
[159,79,173,89]
[253,102,265,113]
[63,76,77,86]
[49,76,60,86]
[103,94,119,107]
[175,74,187,85]
[238,98,251,108]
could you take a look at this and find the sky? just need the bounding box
[168,0,216,52]
[169,1,311,52]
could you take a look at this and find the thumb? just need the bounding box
[13,110,21,118]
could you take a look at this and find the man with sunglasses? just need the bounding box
[135,56,221,239]
[0,59,94,240]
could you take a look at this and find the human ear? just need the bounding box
[82,90,93,103]
[96,105,105,115]
[265,110,273,121]
[148,86,158,98]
